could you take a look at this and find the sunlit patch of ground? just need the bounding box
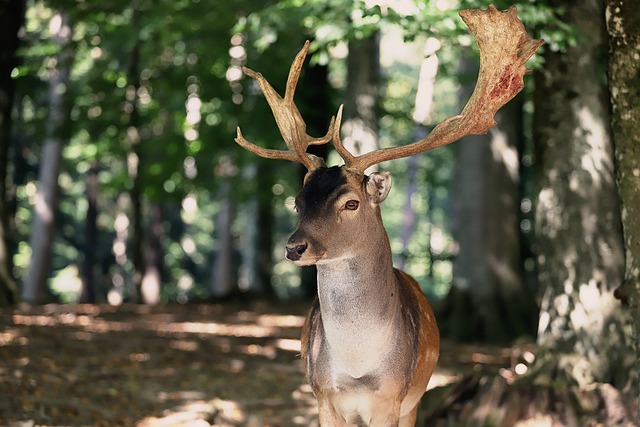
[0,303,534,426]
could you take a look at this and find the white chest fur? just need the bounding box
[316,259,399,379]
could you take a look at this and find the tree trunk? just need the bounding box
[0,0,25,306]
[296,47,333,299]
[256,165,274,298]
[211,179,237,299]
[398,38,440,271]
[342,33,380,173]
[605,0,640,420]
[124,11,144,303]
[532,0,633,393]
[141,202,162,305]
[80,161,98,303]
[240,162,274,298]
[422,5,637,424]
[443,56,536,344]
[22,12,74,304]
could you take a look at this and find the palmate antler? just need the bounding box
[235,41,334,171]
[236,5,543,174]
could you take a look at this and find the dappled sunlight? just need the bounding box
[576,105,610,189]
[0,303,548,425]
[2,303,315,425]
[10,306,307,342]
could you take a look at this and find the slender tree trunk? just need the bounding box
[241,162,274,297]
[23,12,74,304]
[532,0,634,418]
[80,161,98,303]
[256,171,274,298]
[211,179,236,298]
[342,33,380,173]
[296,47,332,299]
[124,8,144,303]
[606,0,640,420]
[0,0,25,306]
[141,202,162,304]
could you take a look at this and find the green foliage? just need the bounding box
[9,0,575,302]
[460,0,579,54]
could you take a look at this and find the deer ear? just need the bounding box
[365,172,392,205]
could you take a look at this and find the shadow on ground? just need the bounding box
[0,302,534,426]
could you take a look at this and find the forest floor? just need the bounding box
[0,302,535,427]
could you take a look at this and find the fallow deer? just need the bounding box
[235,6,541,426]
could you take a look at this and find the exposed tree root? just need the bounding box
[420,371,637,427]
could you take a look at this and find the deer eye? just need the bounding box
[344,200,359,211]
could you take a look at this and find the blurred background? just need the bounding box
[1,0,637,425]
[2,0,558,316]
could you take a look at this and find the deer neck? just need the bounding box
[315,238,400,376]
[316,250,397,315]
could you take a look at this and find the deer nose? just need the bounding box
[285,241,308,261]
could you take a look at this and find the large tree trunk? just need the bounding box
[532,0,632,393]
[22,12,74,304]
[605,0,640,420]
[442,56,536,344]
[0,0,25,306]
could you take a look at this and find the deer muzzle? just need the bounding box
[286,241,308,261]
[285,232,309,262]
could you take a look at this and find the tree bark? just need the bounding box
[0,0,25,306]
[533,0,633,394]
[605,0,640,420]
[422,4,637,423]
[444,56,536,344]
[22,12,74,304]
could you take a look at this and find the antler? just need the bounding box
[235,40,334,171]
[337,5,543,172]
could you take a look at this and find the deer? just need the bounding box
[235,5,542,426]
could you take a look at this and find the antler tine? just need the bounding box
[235,127,300,163]
[331,104,357,168]
[235,40,333,171]
[342,5,543,173]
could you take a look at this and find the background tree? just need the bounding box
[421,1,637,425]
[606,0,640,417]
[532,0,632,397]
[0,0,25,306]
[443,56,536,344]
[342,32,380,165]
[22,11,74,304]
